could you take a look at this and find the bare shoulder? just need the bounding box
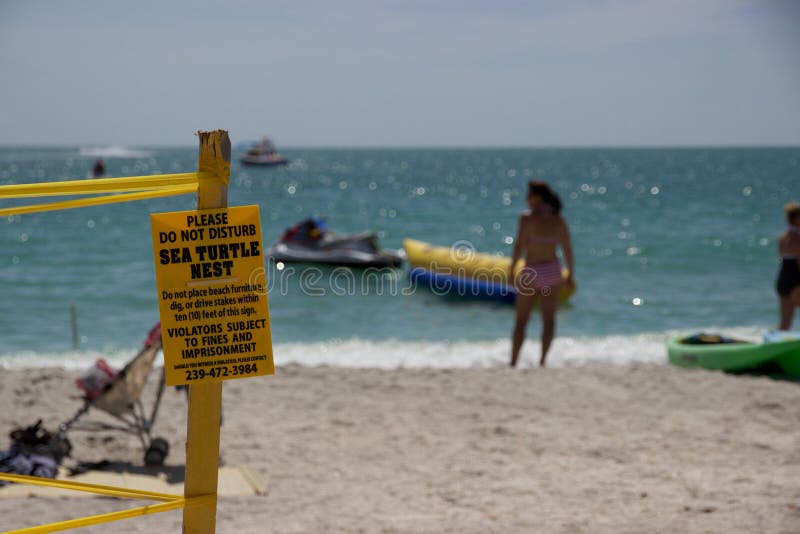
[786,232,800,255]
[518,211,534,226]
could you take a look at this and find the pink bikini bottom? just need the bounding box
[517,261,562,294]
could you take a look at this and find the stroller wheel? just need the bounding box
[144,437,169,466]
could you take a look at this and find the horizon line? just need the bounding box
[1,142,799,151]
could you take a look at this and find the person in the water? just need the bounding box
[91,158,105,178]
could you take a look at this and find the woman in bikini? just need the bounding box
[509,181,575,367]
[777,202,800,330]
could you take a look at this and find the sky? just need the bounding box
[0,0,798,147]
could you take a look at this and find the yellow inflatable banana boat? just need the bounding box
[403,238,574,303]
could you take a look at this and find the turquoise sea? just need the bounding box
[0,145,797,368]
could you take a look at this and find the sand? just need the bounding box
[1,363,799,533]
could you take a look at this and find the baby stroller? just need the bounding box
[59,323,170,466]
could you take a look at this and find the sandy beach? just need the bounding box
[1,363,799,533]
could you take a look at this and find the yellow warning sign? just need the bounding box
[150,205,274,386]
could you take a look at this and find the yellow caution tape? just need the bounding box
[0,184,197,217]
[0,473,218,533]
[6,500,188,533]
[0,472,182,501]
[0,172,198,198]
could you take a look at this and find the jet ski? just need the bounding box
[267,218,404,268]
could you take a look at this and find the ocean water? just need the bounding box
[1,145,797,368]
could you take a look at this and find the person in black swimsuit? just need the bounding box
[776,202,800,330]
[91,158,105,178]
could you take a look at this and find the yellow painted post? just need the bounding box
[183,130,231,533]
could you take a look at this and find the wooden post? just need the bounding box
[183,130,230,534]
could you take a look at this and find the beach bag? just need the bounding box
[0,451,58,484]
[0,420,71,485]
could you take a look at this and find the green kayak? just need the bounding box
[667,332,800,378]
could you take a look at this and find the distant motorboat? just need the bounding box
[240,137,288,166]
